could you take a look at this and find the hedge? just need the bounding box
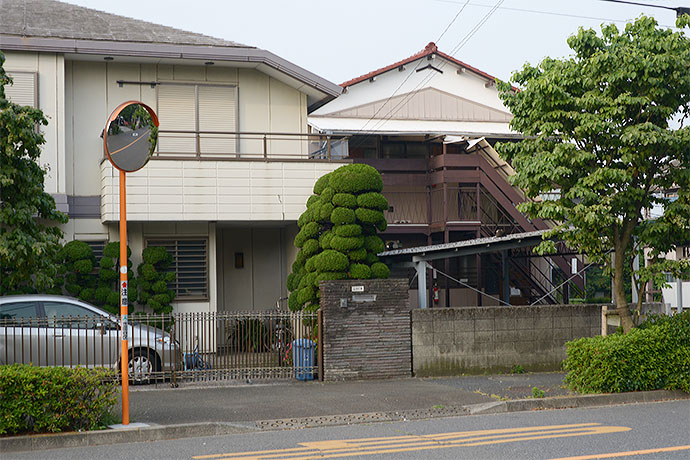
[563,311,690,394]
[0,365,118,435]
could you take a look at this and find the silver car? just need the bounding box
[0,295,181,383]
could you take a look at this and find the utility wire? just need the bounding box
[432,0,678,28]
[432,265,512,306]
[345,0,471,139]
[529,251,612,306]
[363,0,505,134]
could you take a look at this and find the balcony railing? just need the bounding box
[155,130,350,161]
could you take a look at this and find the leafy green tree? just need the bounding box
[497,16,690,332]
[137,246,176,314]
[0,51,68,294]
[287,164,391,313]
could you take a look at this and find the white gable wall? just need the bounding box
[311,54,510,118]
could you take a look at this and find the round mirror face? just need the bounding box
[104,102,158,172]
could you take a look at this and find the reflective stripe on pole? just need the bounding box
[119,170,130,425]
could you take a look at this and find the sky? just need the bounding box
[60,0,687,85]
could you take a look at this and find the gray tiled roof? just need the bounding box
[1,0,251,48]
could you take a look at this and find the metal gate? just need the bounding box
[1,310,320,384]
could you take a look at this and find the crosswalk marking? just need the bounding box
[194,423,631,460]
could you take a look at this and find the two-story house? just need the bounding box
[309,42,582,307]
[1,0,347,313]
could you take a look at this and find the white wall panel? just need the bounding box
[101,159,346,222]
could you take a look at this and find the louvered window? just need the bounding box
[157,83,237,155]
[145,238,208,299]
[4,72,37,107]
[83,240,107,263]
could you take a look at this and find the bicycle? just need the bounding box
[183,336,212,371]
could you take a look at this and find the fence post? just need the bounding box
[263,135,268,161]
[601,305,607,337]
[318,309,324,382]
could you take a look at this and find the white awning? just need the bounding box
[308,117,519,137]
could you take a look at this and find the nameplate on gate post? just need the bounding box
[351,285,365,293]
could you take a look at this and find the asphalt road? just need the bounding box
[7,400,689,460]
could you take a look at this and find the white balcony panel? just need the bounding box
[101,159,346,222]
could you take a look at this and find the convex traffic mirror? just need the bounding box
[103,101,159,172]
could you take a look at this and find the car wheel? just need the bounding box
[128,349,159,384]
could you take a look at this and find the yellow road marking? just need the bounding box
[548,444,690,460]
[193,423,631,460]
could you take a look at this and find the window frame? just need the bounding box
[144,237,209,301]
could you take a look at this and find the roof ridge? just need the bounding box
[340,41,501,88]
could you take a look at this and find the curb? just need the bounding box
[465,389,690,415]
[0,422,256,453]
[2,390,688,453]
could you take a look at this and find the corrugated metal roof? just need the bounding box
[379,229,548,258]
[1,0,248,47]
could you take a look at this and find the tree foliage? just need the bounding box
[0,51,68,294]
[497,16,690,332]
[137,246,176,314]
[287,164,391,312]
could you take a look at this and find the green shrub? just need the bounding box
[302,238,320,256]
[371,262,391,279]
[0,365,117,435]
[349,264,371,279]
[329,164,383,193]
[332,193,358,208]
[314,250,349,272]
[355,208,384,224]
[137,246,175,314]
[330,235,364,252]
[320,187,335,203]
[357,192,389,211]
[59,241,96,301]
[563,311,690,393]
[335,224,362,237]
[364,235,385,254]
[95,242,136,315]
[319,231,334,249]
[313,174,330,194]
[306,195,320,207]
[319,203,334,221]
[331,207,356,225]
[347,247,367,261]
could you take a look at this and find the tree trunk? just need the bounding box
[613,249,634,333]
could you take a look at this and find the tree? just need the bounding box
[94,242,137,314]
[0,51,68,294]
[287,164,391,312]
[497,16,690,332]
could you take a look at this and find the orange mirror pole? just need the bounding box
[119,170,130,425]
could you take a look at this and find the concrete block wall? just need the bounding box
[412,304,602,376]
[319,279,411,381]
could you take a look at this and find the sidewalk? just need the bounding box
[3,372,688,453]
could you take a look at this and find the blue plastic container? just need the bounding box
[292,338,316,381]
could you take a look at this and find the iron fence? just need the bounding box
[0,310,319,384]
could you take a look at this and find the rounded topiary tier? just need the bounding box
[287,164,391,312]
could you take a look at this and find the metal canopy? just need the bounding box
[378,229,551,309]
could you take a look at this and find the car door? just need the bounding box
[41,301,119,368]
[0,301,41,365]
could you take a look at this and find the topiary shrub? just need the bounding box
[563,311,690,393]
[287,164,391,312]
[59,241,97,301]
[94,242,137,315]
[137,246,176,314]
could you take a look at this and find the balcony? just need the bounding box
[100,131,350,223]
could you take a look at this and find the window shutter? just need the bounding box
[198,85,237,154]
[157,84,197,154]
[146,239,208,299]
[5,72,37,107]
